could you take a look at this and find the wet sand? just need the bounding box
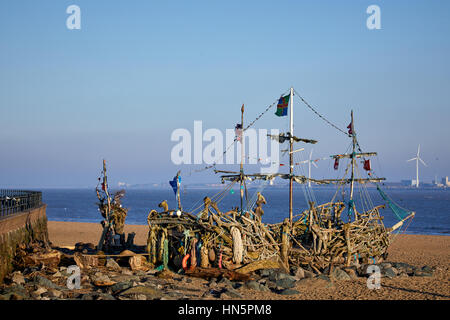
[47,221,450,300]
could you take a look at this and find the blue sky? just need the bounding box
[0,0,449,187]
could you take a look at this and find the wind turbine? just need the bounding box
[298,149,319,188]
[407,144,427,188]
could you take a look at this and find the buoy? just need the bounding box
[182,254,191,271]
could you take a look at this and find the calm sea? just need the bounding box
[42,187,450,236]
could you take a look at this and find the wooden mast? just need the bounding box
[289,87,294,225]
[176,170,182,211]
[349,110,356,219]
[97,159,112,251]
[239,104,244,219]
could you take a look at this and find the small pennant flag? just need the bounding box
[334,158,339,170]
[235,123,243,142]
[363,159,371,171]
[347,122,353,135]
[275,95,290,117]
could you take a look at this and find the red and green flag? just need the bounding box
[275,95,290,117]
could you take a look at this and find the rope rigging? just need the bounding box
[293,88,350,137]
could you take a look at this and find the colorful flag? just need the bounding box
[334,158,339,170]
[363,159,371,171]
[169,174,181,195]
[275,95,290,117]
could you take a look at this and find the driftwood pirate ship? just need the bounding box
[98,88,416,276]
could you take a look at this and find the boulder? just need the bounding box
[279,288,299,295]
[342,268,359,280]
[110,281,133,293]
[330,267,351,281]
[244,280,270,292]
[118,286,163,300]
[217,277,233,288]
[33,275,61,289]
[220,287,242,299]
[382,268,397,279]
[106,258,122,272]
[275,277,296,289]
[129,255,151,272]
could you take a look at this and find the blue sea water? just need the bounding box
[43,187,450,236]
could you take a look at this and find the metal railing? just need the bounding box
[0,190,43,218]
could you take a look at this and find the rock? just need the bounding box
[48,289,63,299]
[279,288,299,295]
[0,284,30,300]
[91,273,116,287]
[121,268,133,275]
[259,269,271,277]
[119,286,162,300]
[129,255,151,272]
[232,282,243,290]
[96,293,116,300]
[110,281,133,293]
[32,287,48,298]
[414,268,433,277]
[52,271,63,278]
[221,287,242,299]
[392,262,416,275]
[303,269,315,279]
[218,277,233,288]
[33,275,60,289]
[208,279,217,287]
[156,269,174,279]
[136,294,147,300]
[81,293,95,300]
[268,270,293,282]
[382,267,397,279]
[330,267,351,281]
[74,252,98,269]
[106,258,122,272]
[316,274,331,282]
[11,271,25,285]
[265,281,278,291]
[343,268,359,280]
[380,262,392,269]
[244,280,270,292]
[398,272,409,278]
[23,250,62,268]
[421,266,434,276]
[275,277,296,289]
[134,270,147,277]
[294,267,305,280]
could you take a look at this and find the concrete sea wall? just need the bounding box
[0,205,48,283]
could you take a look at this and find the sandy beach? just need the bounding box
[47,220,450,300]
